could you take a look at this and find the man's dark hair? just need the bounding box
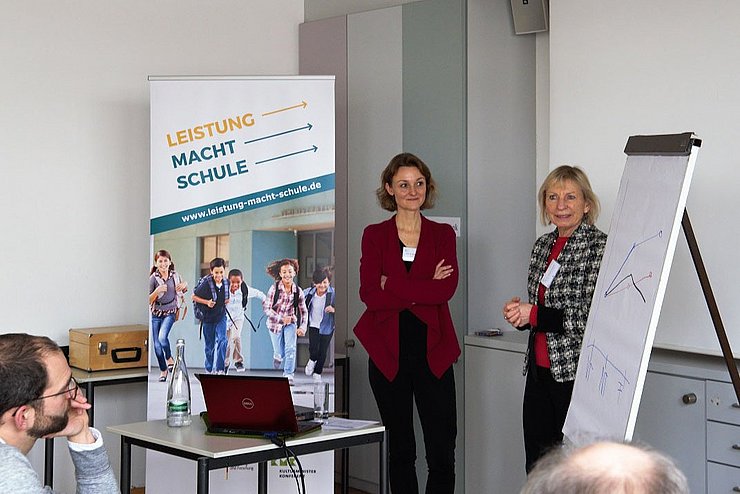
[0,334,61,416]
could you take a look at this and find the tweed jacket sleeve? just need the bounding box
[525,222,607,382]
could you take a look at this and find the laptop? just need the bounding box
[197,373,321,437]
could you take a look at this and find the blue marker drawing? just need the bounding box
[584,340,630,402]
[604,230,663,303]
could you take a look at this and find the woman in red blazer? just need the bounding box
[354,153,460,494]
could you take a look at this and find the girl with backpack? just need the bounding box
[262,258,307,385]
[148,249,188,382]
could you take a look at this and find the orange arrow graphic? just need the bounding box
[262,100,308,117]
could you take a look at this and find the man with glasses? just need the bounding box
[0,333,118,493]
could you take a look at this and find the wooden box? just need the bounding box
[69,325,148,371]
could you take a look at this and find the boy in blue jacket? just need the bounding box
[303,266,335,381]
[192,258,229,373]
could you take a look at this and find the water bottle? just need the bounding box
[167,338,192,427]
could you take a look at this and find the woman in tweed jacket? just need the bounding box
[503,166,607,472]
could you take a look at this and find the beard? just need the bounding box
[27,404,69,439]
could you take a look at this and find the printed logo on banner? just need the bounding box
[150,78,336,234]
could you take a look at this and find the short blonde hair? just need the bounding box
[538,165,600,226]
[375,153,437,212]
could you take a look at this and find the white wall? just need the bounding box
[549,1,740,357]
[1,2,303,491]
[0,1,302,345]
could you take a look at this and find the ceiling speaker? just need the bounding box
[510,0,548,35]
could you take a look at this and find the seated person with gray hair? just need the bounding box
[0,333,118,493]
[521,440,688,494]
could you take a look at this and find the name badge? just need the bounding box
[540,259,560,288]
[402,246,417,262]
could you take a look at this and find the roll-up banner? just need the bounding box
[147,76,335,493]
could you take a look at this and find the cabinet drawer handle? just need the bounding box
[682,393,697,405]
[733,487,740,492]
[733,444,740,451]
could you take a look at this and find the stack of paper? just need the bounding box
[322,417,379,430]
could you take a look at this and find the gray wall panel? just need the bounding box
[347,6,404,491]
[403,1,467,492]
[467,0,535,331]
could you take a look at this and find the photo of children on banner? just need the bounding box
[303,266,335,382]
[224,268,267,373]
[192,257,235,374]
[148,249,188,382]
[263,258,308,385]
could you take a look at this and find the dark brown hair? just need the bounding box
[0,334,61,416]
[266,258,300,280]
[375,152,437,212]
[312,265,334,284]
[149,249,176,275]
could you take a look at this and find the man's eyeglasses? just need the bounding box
[34,376,79,402]
[11,377,79,417]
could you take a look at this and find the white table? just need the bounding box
[108,418,387,494]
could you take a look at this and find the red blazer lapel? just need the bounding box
[384,215,408,279]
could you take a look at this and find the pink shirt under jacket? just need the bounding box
[353,215,461,381]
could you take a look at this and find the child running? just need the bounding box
[263,258,307,385]
[192,258,229,374]
[303,266,335,382]
[224,268,267,373]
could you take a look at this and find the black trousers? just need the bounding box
[307,327,333,374]
[369,354,457,494]
[522,366,574,473]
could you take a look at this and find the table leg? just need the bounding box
[85,381,95,426]
[258,462,268,494]
[344,355,350,415]
[44,438,54,487]
[120,437,131,493]
[341,448,349,494]
[379,430,388,494]
[338,355,350,494]
[197,458,209,494]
